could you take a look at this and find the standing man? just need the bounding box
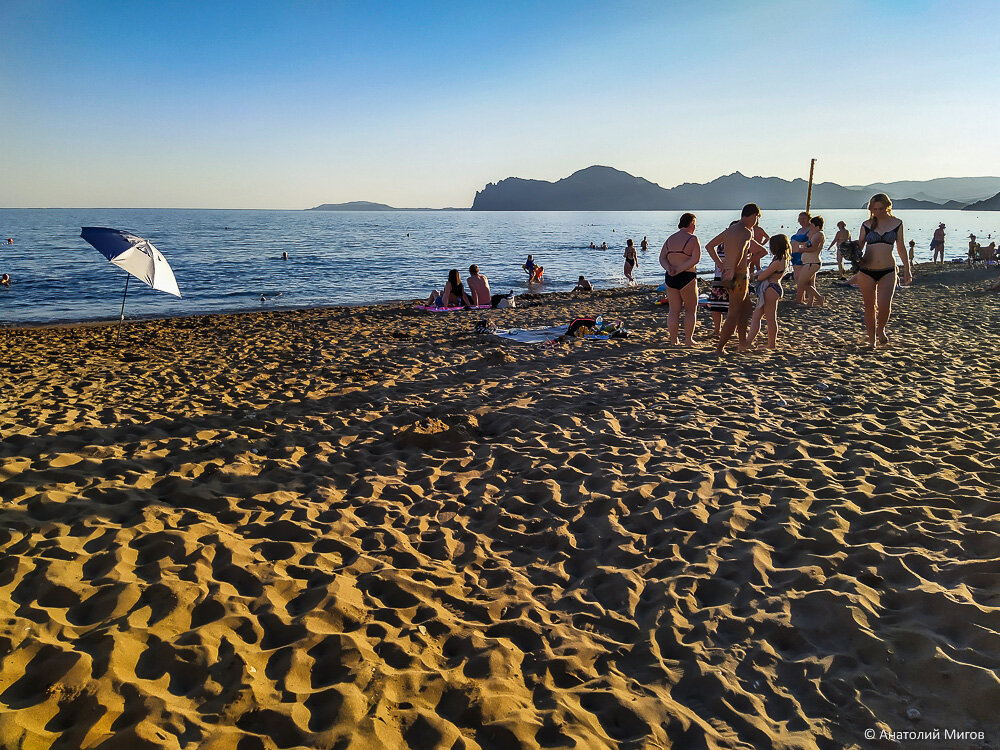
[705,204,767,355]
[931,223,946,265]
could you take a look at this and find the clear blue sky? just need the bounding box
[2,0,997,208]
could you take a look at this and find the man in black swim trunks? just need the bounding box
[705,204,767,355]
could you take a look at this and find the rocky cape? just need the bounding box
[471,166,1000,211]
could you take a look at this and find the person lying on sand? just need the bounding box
[573,275,593,292]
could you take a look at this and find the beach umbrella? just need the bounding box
[80,226,181,342]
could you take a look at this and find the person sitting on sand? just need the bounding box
[828,221,851,277]
[856,193,912,348]
[659,212,702,346]
[573,275,593,292]
[467,264,491,306]
[706,204,768,355]
[0,273,10,287]
[623,239,638,284]
[426,269,473,308]
[747,235,790,350]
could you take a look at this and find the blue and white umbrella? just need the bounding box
[81,227,181,340]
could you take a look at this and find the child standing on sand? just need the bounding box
[747,234,790,350]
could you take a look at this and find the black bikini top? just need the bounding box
[864,221,901,246]
[667,234,694,257]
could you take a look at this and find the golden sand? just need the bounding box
[1,264,999,749]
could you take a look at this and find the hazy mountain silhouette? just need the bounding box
[471,166,984,211]
[849,177,1000,204]
[308,201,396,211]
[963,191,1000,211]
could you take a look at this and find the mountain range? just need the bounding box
[471,166,997,211]
[307,167,1000,211]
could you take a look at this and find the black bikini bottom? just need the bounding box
[665,271,698,290]
[859,267,896,282]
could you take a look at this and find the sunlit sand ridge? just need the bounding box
[1,263,998,749]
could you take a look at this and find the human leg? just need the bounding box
[874,270,897,345]
[806,265,826,307]
[763,292,779,348]
[793,265,806,304]
[666,287,682,344]
[855,272,878,346]
[681,279,698,345]
[717,278,749,354]
[735,292,753,351]
[747,304,764,347]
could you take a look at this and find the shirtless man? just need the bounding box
[467,264,491,305]
[705,203,767,355]
[931,223,945,265]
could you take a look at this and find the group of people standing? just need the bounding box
[657,194,913,353]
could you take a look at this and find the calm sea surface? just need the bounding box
[0,208,994,325]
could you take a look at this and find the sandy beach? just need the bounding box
[2,262,999,749]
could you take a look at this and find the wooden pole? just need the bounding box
[805,158,817,213]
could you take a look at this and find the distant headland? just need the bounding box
[307,201,466,212]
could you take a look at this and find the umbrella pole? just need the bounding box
[115,275,130,345]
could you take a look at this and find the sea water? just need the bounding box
[0,208,994,325]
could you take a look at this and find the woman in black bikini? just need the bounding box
[857,194,912,347]
[658,212,702,346]
[426,268,473,308]
[623,239,638,284]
